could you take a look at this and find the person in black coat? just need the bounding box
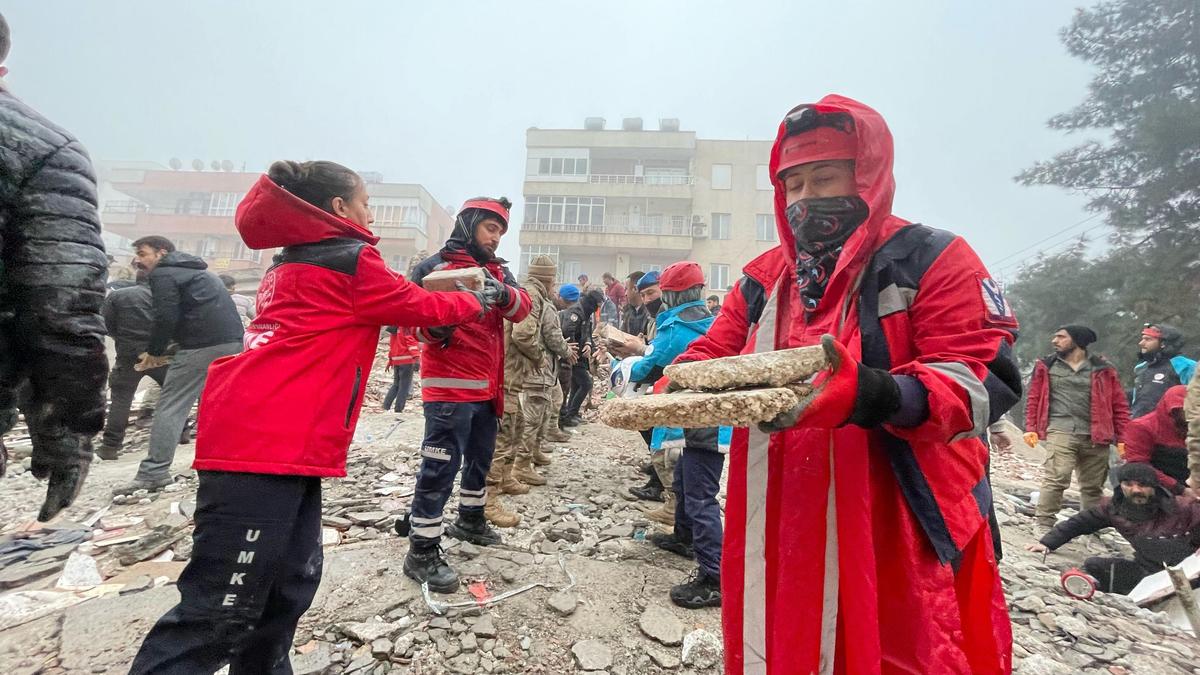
[559,288,603,427]
[0,12,109,521]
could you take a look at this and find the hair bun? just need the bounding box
[267,160,306,190]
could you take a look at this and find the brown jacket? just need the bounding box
[505,276,571,392]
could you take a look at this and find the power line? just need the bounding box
[992,219,1111,278]
[986,212,1105,269]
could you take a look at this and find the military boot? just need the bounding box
[531,444,552,467]
[513,456,548,486]
[484,487,521,528]
[491,458,530,495]
[644,491,676,527]
[403,541,459,593]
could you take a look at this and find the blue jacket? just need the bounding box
[628,300,730,453]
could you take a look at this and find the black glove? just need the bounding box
[26,405,94,522]
[456,281,497,318]
[427,325,456,348]
[483,277,513,307]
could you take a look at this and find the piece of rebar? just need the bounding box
[1165,563,1200,636]
[421,553,576,615]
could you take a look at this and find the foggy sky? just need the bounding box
[5,1,1098,278]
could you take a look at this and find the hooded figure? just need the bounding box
[1123,385,1190,494]
[673,96,1020,674]
[1132,324,1197,419]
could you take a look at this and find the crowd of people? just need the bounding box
[5,9,1200,672]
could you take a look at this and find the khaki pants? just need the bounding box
[1035,431,1110,527]
[543,379,564,438]
[519,387,553,460]
[486,390,523,485]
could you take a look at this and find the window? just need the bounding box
[644,167,689,185]
[523,196,605,227]
[233,241,262,263]
[756,165,772,191]
[711,213,731,240]
[711,164,732,190]
[563,260,582,283]
[207,192,241,216]
[193,237,218,257]
[370,199,427,230]
[710,264,730,291]
[756,214,777,242]
[644,264,662,274]
[533,156,588,177]
[520,245,560,279]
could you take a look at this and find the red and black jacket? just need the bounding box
[1124,386,1190,493]
[1025,354,1129,445]
[387,326,419,367]
[194,176,483,477]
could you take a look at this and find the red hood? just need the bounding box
[768,94,901,274]
[235,174,380,249]
[1148,384,1188,444]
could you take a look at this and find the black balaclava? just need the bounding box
[580,289,604,316]
[788,196,869,313]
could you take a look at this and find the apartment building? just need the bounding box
[99,161,453,284]
[517,118,776,297]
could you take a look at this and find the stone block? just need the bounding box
[664,344,826,390]
[600,386,811,431]
[421,268,485,292]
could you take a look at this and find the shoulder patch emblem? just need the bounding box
[977,275,1017,327]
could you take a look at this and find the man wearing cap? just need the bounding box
[558,285,603,428]
[1132,323,1196,419]
[402,197,531,593]
[1024,325,1129,537]
[1027,462,1200,594]
[483,255,576,528]
[671,96,1022,672]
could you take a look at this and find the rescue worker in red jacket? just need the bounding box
[129,161,495,674]
[1123,385,1193,496]
[383,326,419,413]
[671,96,1022,674]
[400,197,531,594]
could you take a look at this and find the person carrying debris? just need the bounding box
[669,95,1022,673]
[485,255,576,527]
[617,261,729,608]
[97,265,169,460]
[400,197,531,594]
[1123,385,1192,497]
[383,325,419,413]
[1027,462,1200,594]
[1023,325,1128,538]
[113,234,245,495]
[0,11,108,521]
[128,160,496,674]
[1131,324,1196,419]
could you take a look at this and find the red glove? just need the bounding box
[758,335,860,432]
[653,375,672,395]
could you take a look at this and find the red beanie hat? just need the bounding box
[660,261,705,291]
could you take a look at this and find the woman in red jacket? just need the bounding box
[384,325,420,413]
[129,160,496,675]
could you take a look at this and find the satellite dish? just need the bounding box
[220,160,234,172]
[169,157,182,171]
[191,159,204,171]
[210,160,221,171]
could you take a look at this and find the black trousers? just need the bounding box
[129,471,323,675]
[102,358,168,447]
[383,364,415,413]
[1083,556,1148,595]
[560,362,592,421]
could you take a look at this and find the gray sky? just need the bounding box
[5,1,1098,275]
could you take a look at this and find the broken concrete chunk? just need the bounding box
[600,386,811,431]
[664,345,827,391]
[421,267,485,292]
[681,629,723,668]
[639,605,684,646]
[571,639,613,670]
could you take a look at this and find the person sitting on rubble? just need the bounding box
[1027,462,1200,595]
[128,160,496,674]
[1124,385,1193,497]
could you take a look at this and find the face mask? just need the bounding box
[646,298,664,315]
[785,196,869,255]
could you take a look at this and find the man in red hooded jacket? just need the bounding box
[672,96,1021,674]
[1124,385,1192,496]
[401,197,531,593]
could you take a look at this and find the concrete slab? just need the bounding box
[59,585,179,673]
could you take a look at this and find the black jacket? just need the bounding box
[560,290,603,353]
[102,282,156,362]
[146,252,243,354]
[620,303,650,338]
[0,88,108,435]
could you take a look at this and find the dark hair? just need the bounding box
[132,235,175,253]
[219,274,236,290]
[627,271,645,283]
[267,160,361,214]
[707,294,720,303]
[0,12,10,64]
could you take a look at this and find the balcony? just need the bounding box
[525,173,694,200]
[520,216,692,252]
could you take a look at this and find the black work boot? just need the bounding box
[630,471,665,502]
[445,510,502,547]
[403,541,459,594]
[670,569,721,609]
[649,531,694,559]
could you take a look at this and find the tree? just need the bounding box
[1009,0,1200,383]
